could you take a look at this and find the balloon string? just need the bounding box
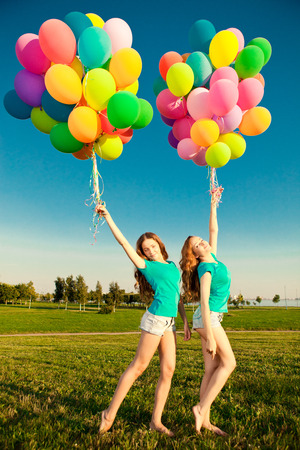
[85,148,105,244]
[209,167,224,207]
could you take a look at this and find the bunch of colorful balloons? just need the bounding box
[4,11,153,163]
[154,19,271,174]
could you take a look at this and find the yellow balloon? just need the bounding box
[166,62,194,97]
[83,68,116,111]
[68,106,102,143]
[118,79,139,95]
[205,142,231,168]
[45,64,82,104]
[218,132,246,159]
[109,48,142,88]
[239,107,271,136]
[190,119,220,147]
[209,30,239,68]
[94,134,123,160]
[31,107,59,134]
[69,56,84,80]
[86,13,104,28]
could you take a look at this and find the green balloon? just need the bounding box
[131,99,153,130]
[31,107,59,134]
[107,91,140,129]
[50,123,83,153]
[153,76,167,96]
[247,38,272,65]
[235,45,265,79]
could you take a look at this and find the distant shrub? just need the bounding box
[98,304,114,314]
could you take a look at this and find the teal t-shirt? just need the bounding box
[197,253,231,313]
[138,260,180,317]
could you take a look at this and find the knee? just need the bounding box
[225,356,236,375]
[161,364,175,380]
[130,360,149,379]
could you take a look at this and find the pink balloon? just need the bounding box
[237,78,264,111]
[212,115,224,133]
[161,114,175,126]
[14,69,45,107]
[210,66,239,88]
[103,18,132,54]
[209,79,239,116]
[177,138,200,160]
[192,146,207,166]
[227,28,245,53]
[187,87,213,121]
[172,116,195,141]
[39,19,76,64]
[222,105,243,133]
[15,33,51,74]
[168,130,179,148]
[156,89,187,119]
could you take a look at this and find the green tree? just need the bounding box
[75,275,88,310]
[54,277,66,303]
[15,282,37,304]
[65,275,76,303]
[95,281,103,310]
[0,283,18,304]
[272,294,280,304]
[107,281,122,312]
[256,296,262,305]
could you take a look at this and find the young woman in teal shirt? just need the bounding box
[180,194,236,436]
[96,203,191,436]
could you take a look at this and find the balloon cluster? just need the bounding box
[154,19,271,200]
[4,11,153,238]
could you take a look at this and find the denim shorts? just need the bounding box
[193,306,223,329]
[140,310,176,336]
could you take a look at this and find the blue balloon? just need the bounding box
[42,90,75,122]
[153,76,168,96]
[188,20,216,53]
[64,11,93,42]
[78,27,112,69]
[3,89,32,119]
[186,52,213,87]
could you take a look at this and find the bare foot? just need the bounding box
[99,410,114,434]
[192,404,204,434]
[149,421,174,437]
[203,422,228,437]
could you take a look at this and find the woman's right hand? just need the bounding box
[206,336,217,359]
[95,202,108,218]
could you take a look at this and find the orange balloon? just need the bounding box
[181,53,191,62]
[68,106,102,143]
[190,119,220,147]
[254,73,265,87]
[239,107,271,136]
[45,64,82,104]
[109,48,142,88]
[159,51,183,80]
[72,143,94,160]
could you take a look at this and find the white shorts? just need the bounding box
[140,310,176,336]
[193,306,223,329]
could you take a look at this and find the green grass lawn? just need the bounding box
[0,304,299,334]
[0,332,299,449]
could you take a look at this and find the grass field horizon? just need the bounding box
[0,305,299,449]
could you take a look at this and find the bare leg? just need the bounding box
[150,330,176,437]
[192,326,236,434]
[100,331,161,433]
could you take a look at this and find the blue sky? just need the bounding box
[0,0,299,300]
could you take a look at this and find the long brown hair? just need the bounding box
[179,236,200,302]
[134,232,168,299]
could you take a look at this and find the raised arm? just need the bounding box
[209,194,218,256]
[95,204,146,269]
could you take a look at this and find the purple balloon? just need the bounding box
[161,114,175,127]
[168,130,179,149]
[14,69,45,107]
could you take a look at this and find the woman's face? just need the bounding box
[189,236,211,258]
[141,238,163,261]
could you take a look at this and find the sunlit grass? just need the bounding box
[0,332,299,449]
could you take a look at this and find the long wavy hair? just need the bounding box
[134,232,168,299]
[179,236,200,302]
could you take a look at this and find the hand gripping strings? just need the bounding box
[209,167,224,207]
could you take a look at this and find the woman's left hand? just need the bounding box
[183,323,191,341]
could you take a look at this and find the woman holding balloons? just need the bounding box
[180,192,236,436]
[96,203,191,436]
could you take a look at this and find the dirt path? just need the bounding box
[0,330,298,337]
